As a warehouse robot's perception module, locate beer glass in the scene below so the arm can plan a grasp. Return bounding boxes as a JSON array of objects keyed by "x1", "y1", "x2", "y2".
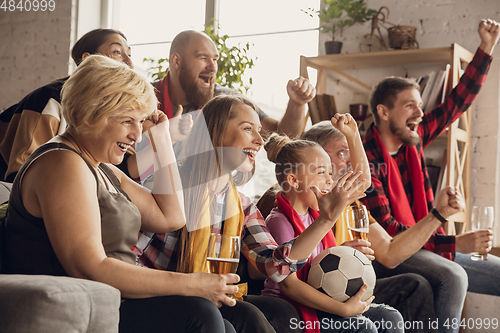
[
  {"x1": 470, "y1": 206, "x2": 494, "y2": 261},
  {"x1": 206, "y1": 234, "x2": 240, "y2": 274},
  {"x1": 347, "y1": 204, "x2": 370, "y2": 241}
]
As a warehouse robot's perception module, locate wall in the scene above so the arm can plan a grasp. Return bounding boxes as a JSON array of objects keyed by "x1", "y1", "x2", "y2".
[
  {"x1": 472, "y1": 48, "x2": 500, "y2": 209},
  {"x1": 316, "y1": 0, "x2": 500, "y2": 242},
  {"x1": 0, "y1": 0, "x2": 75, "y2": 111},
  {"x1": 0, "y1": 0, "x2": 111, "y2": 110}
]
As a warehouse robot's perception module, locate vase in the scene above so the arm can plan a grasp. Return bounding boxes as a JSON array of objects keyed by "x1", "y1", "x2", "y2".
[
  {"x1": 349, "y1": 104, "x2": 368, "y2": 122},
  {"x1": 325, "y1": 41, "x2": 343, "y2": 54}
]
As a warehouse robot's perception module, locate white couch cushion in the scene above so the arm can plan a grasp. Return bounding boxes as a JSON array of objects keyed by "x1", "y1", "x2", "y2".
[{"x1": 0, "y1": 274, "x2": 120, "y2": 333}]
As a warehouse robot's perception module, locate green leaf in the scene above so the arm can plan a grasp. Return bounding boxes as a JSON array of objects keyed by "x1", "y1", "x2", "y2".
[{"x1": 304, "y1": 0, "x2": 375, "y2": 40}]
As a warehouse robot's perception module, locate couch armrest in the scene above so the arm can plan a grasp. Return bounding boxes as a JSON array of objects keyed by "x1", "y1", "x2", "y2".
[
  {"x1": 0, "y1": 181, "x2": 11, "y2": 204},
  {"x1": 0, "y1": 274, "x2": 121, "y2": 333}
]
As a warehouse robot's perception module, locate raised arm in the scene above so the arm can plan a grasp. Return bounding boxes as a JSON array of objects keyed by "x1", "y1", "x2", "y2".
[
  {"x1": 331, "y1": 113, "x2": 371, "y2": 192},
  {"x1": 121, "y1": 109, "x2": 192, "y2": 180},
  {"x1": 261, "y1": 77, "x2": 316, "y2": 137},
  {"x1": 478, "y1": 19, "x2": 499, "y2": 55},
  {"x1": 420, "y1": 19, "x2": 498, "y2": 148},
  {"x1": 116, "y1": 117, "x2": 185, "y2": 233}
]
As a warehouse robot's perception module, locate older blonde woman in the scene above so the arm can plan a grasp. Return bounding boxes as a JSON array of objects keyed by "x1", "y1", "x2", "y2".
[{"x1": 4, "y1": 55, "x2": 237, "y2": 333}]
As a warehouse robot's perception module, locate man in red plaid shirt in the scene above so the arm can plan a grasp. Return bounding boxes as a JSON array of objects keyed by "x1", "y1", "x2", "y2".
[{"x1": 361, "y1": 19, "x2": 500, "y2": 333}]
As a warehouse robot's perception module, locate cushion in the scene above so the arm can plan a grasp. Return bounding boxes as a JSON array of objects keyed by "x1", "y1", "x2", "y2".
[
  {"x1": 0, "y1": 182, "x2": 11, "y2": 204},
  {"x1": 0, "y1": 274, "x2": 121, "y2": 333},
  {"x1": 0, "y1": 181, "x2": 11, "y2": 272},
  {"x1": 0, "y1": 202, "x2": 7, "y2": 272}
]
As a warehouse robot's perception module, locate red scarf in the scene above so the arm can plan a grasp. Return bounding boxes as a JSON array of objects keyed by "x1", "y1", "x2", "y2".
[
  {"x1": 154, "y1": 72, "x2": 174, "y2": 119},
  {"x1": 275, "y1": 192, "x2": 337, "y2": 333},
  {"x1": 372, "y1": 127, "x2": 451, "y2": 259}
]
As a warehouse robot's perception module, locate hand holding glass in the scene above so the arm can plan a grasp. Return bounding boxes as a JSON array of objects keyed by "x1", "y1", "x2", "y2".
[
  {"x1": 470, "y1": 206, "x2": 494, "y2": 261},
  {"x1": 206, "y1": 234, "x2": 240, "y2": 274},
  {"x1": 347, "y1": 204, "x2": 370, "y2": 241}
]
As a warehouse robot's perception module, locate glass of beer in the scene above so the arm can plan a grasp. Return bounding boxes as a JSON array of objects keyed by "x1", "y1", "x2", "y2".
[
  {"x1": 470, "y1": 206, "x2": 494, "y2": 261},
  {"x1": 347, "y1": 204, "x2": 370, "y2": 241},
  {"x1": 206, "y1": 233, "x2": 240, "y2": 274}
]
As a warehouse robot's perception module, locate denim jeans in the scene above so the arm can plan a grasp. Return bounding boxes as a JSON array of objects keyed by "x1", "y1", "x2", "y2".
[
  {"x1": 372, "y1": 249, "x2": 468, "y2": 333},
  {"x1": 454, "y1": 251, "x2": 500, "y2": 296},
  {"x1": 373, "y1": 273, "x2": 437, "y2": 333},
  {"x1": 219, "y1": 297, "x2": 279, "y2": 333},
  {"x1": 316, "y1": 303, "x2": 404, "y2": 333},
  {"x1": 220, "y1": 295, "x2": 307, "y2": 333},
  {"x1": 120, "y1": 295, "x2": 235, "y2": 333}
]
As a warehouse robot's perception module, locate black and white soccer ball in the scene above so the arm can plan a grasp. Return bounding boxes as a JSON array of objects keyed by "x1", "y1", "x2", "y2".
[{"x1": 307, "y1": 246, "x2": 376, "y2": 302}]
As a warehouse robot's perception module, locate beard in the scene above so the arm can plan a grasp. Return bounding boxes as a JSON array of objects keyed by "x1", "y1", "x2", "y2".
[
  {"x1": 179, "y1": 63, "x2": 214, "y2": 109},
  {"x1": 389, "y1": 118, "x2": 420, "y2": 146}
]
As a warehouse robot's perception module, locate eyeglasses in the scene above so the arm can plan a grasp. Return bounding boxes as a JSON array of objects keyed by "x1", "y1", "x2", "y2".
[{"x1": 336, "y1": 149, "x2": 350, "y2": 161}]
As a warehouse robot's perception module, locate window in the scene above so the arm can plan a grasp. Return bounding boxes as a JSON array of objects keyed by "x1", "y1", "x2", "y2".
[
  {"x1": 218, "y1": 0, "x2": 319, "y2": 198},
  {"x1": 112, "y1": 0, "x2": 320, "y2": 199},
  {"x1": 113, "y1": 0, "x2": 319, "y2": 113},
  {"x1": 112, "y1": 0, "x2": 206, "y2": 77},
  {"x1": 218, "y1": 0, "x2": 319, "y2": 117}
]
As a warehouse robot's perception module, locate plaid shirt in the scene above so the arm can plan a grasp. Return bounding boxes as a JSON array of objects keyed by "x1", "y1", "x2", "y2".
[
  {"x1": 361, "y1": 48, "x2": 492, "y2": 256},
  {"x1": 135, "y1": 183, "x2": 307, "y2": 282}
]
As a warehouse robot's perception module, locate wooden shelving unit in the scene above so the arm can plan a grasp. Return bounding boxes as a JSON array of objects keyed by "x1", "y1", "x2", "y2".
[{"x1": 300, "y1": 44, "x2": 474, "y2": 235}]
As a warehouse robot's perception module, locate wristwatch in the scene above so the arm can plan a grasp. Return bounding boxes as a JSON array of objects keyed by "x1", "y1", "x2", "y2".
[{"x1": 431, "y1": 208, "x2": 448, "y2": 224}]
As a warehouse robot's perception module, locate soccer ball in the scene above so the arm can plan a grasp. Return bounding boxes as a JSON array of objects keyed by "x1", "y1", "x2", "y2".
[{"x1": 307, "y1": 246, "x2": 376, "y2": 302}]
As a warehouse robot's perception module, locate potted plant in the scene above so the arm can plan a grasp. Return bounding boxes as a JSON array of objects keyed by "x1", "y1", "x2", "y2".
[{"x1": 305, "y1": 0, "x2": 376, "y2": 54}]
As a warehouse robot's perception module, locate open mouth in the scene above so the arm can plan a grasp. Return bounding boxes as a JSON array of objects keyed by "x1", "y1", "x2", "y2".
[
  {"x1": 406, "y1": 117, "x2": 422, "y2": 132},
  {"x1": 199, "y1": 73, "x2": 214, "y2": 86},
  {"x1": 242, "y1": 149, "x2": 258, "y2": 161},
  {"x1": 406, "y1": 120, "x2": 420, "y2": 132},
  {"x1": 117, "y1": 142, "x2": 131, "y2": 152},
  {"x1": 321, "y1": 183, "x2": 334, "y2": 194}
]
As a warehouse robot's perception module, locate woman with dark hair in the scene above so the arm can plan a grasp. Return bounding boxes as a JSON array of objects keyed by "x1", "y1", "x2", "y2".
[
  {"x1": 0, "y1": 28, "x2": 133, "y2": 182},
  {"x1": 71, "y1": 28, "x2": 132, "y2": 67}
]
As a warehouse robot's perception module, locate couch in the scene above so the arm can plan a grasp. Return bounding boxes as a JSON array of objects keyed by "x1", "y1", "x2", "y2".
[{"x1": 0, "y1": 181, "x2": 121, "y2": 333}]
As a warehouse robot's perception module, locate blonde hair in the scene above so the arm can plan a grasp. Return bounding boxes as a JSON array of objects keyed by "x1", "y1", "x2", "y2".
[
  {"x1": 177, "y1": 94, "x2": 258, "y2": 273},
  {"x1": 61, "y1": 54, "x2": 157, "y2": 133}
]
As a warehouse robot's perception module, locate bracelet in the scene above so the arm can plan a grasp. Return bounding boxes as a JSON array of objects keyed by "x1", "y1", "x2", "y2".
[{"x1": 431, "y1": 208, "x2": 448, "y2": 224}]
